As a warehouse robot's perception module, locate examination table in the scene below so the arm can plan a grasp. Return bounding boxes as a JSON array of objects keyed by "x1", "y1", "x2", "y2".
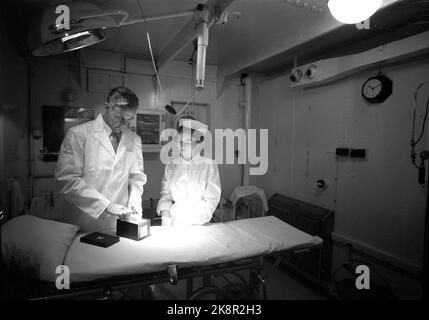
[{"x1": 1, "y1": 215, "x2": 322, "y2": 300}]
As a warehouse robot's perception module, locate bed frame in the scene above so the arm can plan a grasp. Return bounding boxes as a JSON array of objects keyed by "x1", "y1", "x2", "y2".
[
  {"x1": 1, "y1": 247, "x2": 322, "y2": 300},
  {"x1": 1, "y1": 176, "x2": 323, "y2": 300}
]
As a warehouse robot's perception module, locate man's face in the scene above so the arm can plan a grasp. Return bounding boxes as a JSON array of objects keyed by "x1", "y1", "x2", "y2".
[{"x1": 105, "y1": 102, "x2": 136, "y2": 133}]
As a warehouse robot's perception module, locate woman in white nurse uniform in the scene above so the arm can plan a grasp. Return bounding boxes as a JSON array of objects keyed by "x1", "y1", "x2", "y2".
[{"x1": 156, "y1": 119, "x2": 221, "y2": 226}]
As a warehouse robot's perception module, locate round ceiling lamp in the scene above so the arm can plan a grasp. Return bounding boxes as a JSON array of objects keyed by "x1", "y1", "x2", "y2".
[
  {"x1": 28, "y1": 2, "x2": 119, "y2": 56},
  {"x1": 327, "y1": 0, "x2": 383, "y2": 24}
]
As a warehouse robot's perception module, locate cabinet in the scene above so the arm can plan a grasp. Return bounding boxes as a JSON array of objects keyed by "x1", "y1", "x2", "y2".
[
  {"x1": 88, "y1": 69, "x2": 125, "y2": 94},
  {"x1": 125, "y1": 75, "x2": 156, "y2": 109},
  {"x1": 131, "y1": 109, "x2": 165, "y2": 153},
  {"x1": 268, "y1": 193, "x2": 334, "y2": 281}
]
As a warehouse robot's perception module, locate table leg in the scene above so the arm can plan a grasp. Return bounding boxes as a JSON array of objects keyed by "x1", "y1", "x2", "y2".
[{"x1": 186, "y1": 278, "x2": 193, "y2": 298}]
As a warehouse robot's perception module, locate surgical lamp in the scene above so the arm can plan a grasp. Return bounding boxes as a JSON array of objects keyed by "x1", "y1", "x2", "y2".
[
  {"x1": 28, "y1": 1, "x2": 195, "y2": 56},
  {"x1": 327, "y1": 0, "x2": 382, "y2": 24},
  {"x1": 28, "y1": 2, "x2": 119, "y2": 56}
]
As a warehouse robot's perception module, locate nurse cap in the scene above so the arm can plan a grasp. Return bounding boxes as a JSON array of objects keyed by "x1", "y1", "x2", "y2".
[{"x1": 179, "y1": 118, "x2": 208, "y2": 133}]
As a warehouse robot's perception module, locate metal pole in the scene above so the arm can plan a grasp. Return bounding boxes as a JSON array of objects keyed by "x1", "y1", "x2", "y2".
[{"x1": 243, "y1": 75, "x2": 252, "y2": 186}]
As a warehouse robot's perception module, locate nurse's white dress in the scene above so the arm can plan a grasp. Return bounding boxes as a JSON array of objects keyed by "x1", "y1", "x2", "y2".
[{"x1": 156, "y1": 154, "x2": 221, "y2": 226}]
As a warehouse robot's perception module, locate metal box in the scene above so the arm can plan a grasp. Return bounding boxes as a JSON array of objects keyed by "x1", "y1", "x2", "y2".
[{"x1": 116, "y1": 216, "x2": 150, "y2": 241}]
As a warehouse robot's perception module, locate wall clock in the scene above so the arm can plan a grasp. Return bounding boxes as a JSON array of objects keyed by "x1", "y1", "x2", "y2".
[{"x1": 362, "y1": 74, "x2": 393, "y2": 103}]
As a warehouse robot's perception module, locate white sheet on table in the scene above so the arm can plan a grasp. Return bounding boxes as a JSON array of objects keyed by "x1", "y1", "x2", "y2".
[{"x1": 64, "y1": 216, "x2": 322, "y2": 283}]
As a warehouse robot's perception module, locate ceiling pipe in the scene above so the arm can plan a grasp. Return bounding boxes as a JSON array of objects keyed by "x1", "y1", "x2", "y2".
[{"x1": 241, "y1": 73, "x2": 252, "y2": 187}]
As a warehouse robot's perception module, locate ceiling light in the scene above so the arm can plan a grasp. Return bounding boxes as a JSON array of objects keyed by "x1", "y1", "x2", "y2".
[
  {"x1": 28, "y1": 2, "x2": 119, "y2": 56},
  {"x1": 327, "y1": 0, "x2": 382, "y2": 24}
]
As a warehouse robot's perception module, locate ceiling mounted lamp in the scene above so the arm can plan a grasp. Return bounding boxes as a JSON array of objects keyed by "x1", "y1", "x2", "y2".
[
  {"x1": 28, "y1": 1, "x2": 197, "y2": 57},
  {"x1": 327, "y1": 0, "x2": 383, "y2": 24},
  {"x1": 28, "y1": 2, "x2": 123, "y2": 56}
]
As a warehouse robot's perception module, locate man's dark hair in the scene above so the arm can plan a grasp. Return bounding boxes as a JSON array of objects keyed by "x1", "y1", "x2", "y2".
[{"x1": 106, "y1": 87, "x2": 139, "y2": 109}]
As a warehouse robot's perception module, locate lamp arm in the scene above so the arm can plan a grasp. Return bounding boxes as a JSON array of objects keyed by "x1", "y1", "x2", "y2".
[
  {"x1": 121, "y1": 10, "x2": 196, "y2": 26},
  {"x1": 78, "y1": 9, "x2": 196, "y2": 26},
  {"x1": 79, "y1": 9, "x2": 129, "y2": 25}
]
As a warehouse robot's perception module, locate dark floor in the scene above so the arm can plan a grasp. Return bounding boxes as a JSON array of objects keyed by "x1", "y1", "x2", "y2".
[{"x1": 117, "y1": 259, "x2": 328, "y2": 300}]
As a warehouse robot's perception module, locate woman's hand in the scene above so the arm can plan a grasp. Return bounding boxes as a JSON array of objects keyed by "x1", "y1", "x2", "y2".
[
  {"x1": 161, "y1": 209, "x2": 172, "y2": 226},
  {"x1": 160, "y1": 209, "x2": 171, "y2": 218}
]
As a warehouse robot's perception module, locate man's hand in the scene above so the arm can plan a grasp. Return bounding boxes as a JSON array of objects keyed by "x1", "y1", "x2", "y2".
[
  {"x1": 128, "y1": 205, "x2": 140, "y2": 215},
  {"x1": 106, "y1": 203, "x2": 132, "y2": 219}
]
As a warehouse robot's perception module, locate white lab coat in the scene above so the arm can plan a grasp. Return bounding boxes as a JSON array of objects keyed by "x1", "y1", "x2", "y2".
[
  {"x1": 55, "y1": 114, "x2": 147, "y2": 234},
  {"x1": 156, "y1": 154, "x2": 221, "y2": 226}
]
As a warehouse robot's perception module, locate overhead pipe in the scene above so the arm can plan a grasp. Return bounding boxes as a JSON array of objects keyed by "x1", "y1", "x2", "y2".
[{"x1": 241, "y1": 73, "x2": 252, "y2": 186}]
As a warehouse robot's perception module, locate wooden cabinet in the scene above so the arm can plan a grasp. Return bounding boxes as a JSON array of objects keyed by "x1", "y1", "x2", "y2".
[
  {"x1": 125, "y1": 75, "x2": 156, "y2": 110},
  {"x1": 88, "y1": 69, "x2": 125, "y2": 94}
]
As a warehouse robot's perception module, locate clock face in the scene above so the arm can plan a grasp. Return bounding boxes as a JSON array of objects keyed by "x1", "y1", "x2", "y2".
[
  {"x1": 362, "y1": 78, "x2": 383, "y2": 99},
  {"x1": 362, "y1": 75, "x2": 393, "y2": 103}
]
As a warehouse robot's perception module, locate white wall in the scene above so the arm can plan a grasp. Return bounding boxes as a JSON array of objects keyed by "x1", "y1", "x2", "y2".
[
  {"x1": 27, "y1": 48, "x2": 244, "y2": 204},
  {"x1": 253, "y1": 58, "x2": 429, "y2": 283}
]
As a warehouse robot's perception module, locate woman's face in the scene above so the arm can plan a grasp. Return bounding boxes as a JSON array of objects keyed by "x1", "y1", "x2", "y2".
[{"x1": 178, "y1": 133, "x2": 198, "y2": 160}]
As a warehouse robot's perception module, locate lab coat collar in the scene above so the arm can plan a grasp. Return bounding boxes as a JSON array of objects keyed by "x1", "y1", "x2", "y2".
[
  {"x1": 102, "y1": 116, "x2": 112, "y2": 136},
  {"x1": 94, "y1": 113, "x2": 106, "y2": 132},
  {"x1": 94, "y1": 114, "x2": 115, "y2": 156}
]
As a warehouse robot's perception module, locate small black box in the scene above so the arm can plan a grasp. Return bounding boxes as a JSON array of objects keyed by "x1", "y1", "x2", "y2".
[
  {"x1": 80, "y1": 232, "x2": 120, "y2": 248},
  {"x1": 117, "y1": 217, "x2": 150, "y2": 241},
  {"x1": 350, "y1": 149, "x2": 366, "y2": 158},
  {"x1": 336, "y1": 148, "x2": 350, "y2": 157}
]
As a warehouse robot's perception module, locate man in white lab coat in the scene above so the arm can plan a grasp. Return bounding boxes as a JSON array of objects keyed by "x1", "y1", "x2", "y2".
[
  {"x1": 157, "y1": 119, "x2": 221, "y2": 226},
  {"x1": 55, "y1": 87, "x2": 147, "y2": 234}
]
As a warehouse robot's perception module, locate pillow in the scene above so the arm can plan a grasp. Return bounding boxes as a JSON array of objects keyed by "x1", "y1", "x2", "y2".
[{"x1": 1, "y1": 215, "x2": 79, "y2": 282}]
